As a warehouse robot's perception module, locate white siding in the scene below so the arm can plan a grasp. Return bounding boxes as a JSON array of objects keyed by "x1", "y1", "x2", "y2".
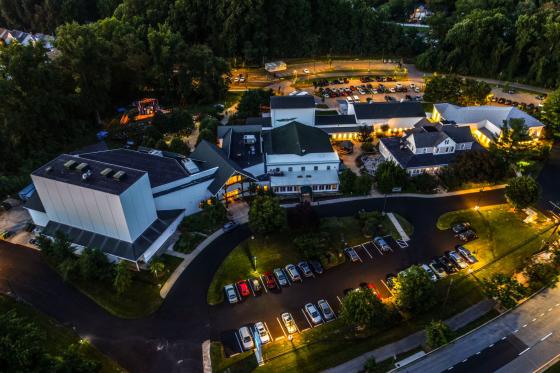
[
  {"x1": 243, "y1": 162, "x2": 265, "y2": 177},
  {"x1": 27, "y1": 209, "x2": 49, "y2": 227},
  {"x1": 119, "y1": 174, "x2": 158, "y2": 241},
  {"x1": 154, "y1": 180, "x2": 213, "y2": 216},
  {"x1": 140, "y1": 211, "x2": 184, "y2": 263},
  {"x1": 271, "y1": 107, "x2": 315, "y2": 127}
]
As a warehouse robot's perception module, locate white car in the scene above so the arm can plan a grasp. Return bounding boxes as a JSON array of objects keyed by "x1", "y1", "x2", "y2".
[
  {"x1": 238, "y1": 326, "x2": 254, "y2": 350},
  {"x1": 410, "y1": 83, "x2": 416, "y2": 88},
  {"x1": 448, "y1": 251, "x2": 468, "y2": 269},
  {"x1": 353, "y1": 95, "x2": 360, "y2": 101},
  {"x1": 414, "y1": 87, "x2": 420, "y2": 93},
  {"x1": 305, "y1": 303, "x2": 323, "y2": 324},
  {"x1": 224, "y1": 284, "x2": 238, "y2": 304},
  {"x1": 303, "y1": 68, "x2": 310, "y2": 74},
  {"x1": 396, "y1": 83, "x2": 403, "y2": 89},
  {"x1": 285, "y1": 264, "x2": 301, "y2": 282},
  {"x1": 239, "y1": 76, "x2": 245, "y2": 83},
  {"x1": 390, "y1": 87, "x2": 396, "y2": 93},
  {"x1": 421, "y1": 264, "x2": 438, "y2": 282},
  {"x1": 281, "y1": 312, "x2": 298, "y2": 334},
  {"x1": 429, "y1": 260, "x2": 447, "y2": 278},
  {"x1": 254, "y1": 322, "x2": 270, "y2": 344}
]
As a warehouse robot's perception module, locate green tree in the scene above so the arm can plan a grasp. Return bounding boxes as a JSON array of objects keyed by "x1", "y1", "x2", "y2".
[
  {"x1": 393, "y1": 265, "x2": 436, "y2": 313},
  {"x1": 293, "y1": 232, "x2": 330, "y2": 259},
  {"x1": 357, "y1": 125, "x2": 373, "y2": 143},
  {"x1": 340, "y1": 287, "x2": 392, "y2": 331},
  {"x1": 460, "y1": 78, "x2": 491, "y2": 106},
  {"x1": 150, "y1": 259, "x2": 166, "y2": 280},
  {"x1": 113, "y1": 261, "x2": 133, "y2": 295},
  {"x1": 423, "y1": 75, "x2": 462, "y2": 104},
  {"x1": 483, "y1": 273, "x2": 526, "y2": 309},
  {"x1": 425, "y1": 320, "x2": 453, "y2": 349},
  {"x1": 492, "y1": 118, "x2": 533, "y2": 165},
  {"x1": 505, "y1": 176, "x2": 540, "y2": 209},
  {"x1": 353, "y1": 174, "x2": 373, "y2": 195},
  {"x1": 375, "y1": 161, "x2": 408, "y2": 194},
  {"x1": 524, "y1": 262, "x2": 559, "y2": 292},
  {"x1": 542, "y1": 87, "x2": 560, "y2": 138},
  {"x1": 235, "y1": 90, "x2": 274, "y2": 119},
  {"x1": 197, "y1": 129, "x2": 216, "y2": 145},
  {"x1": 0, "y1": 310, "x2": 46, "y2": 371},
  {"x1": 77, "y1": 247, "x2": 112, "y2": 281},
  {"x1": 248, "y1": 194, "x2": 286, "y2": 235},
  {"x1": 168, "y1": 137, "x2": 191, "y2": 155},
  {"x1": 287, "y1": 202, "x2": 320, "y2": 232},
  {"x1": 339, "y1": 169, "x2": 357, "y2": 195}
]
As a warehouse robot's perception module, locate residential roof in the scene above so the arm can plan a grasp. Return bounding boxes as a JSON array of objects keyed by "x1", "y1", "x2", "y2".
[
  {"x1": 408, "y1": 131, "x2": 449, "y2": 148},
  {"x1": 434, "y1": 103, "x2": 543, "y2": 128},
  {"x1": 216, "y1": 125, "x2": 264, "y2": 169},
  {"x1": 190, "y1": 140, "x2": 254, "y2": 195},
  {"x1": 79, "y1": 149, "x2": 189, "y2": 188},
  {"x1": 318, "y1": 126, "x2": 361, "y2": 134},
  {"x1": 315, "y1": 115, "x2": 357, "y2": 126},
  {"x1": 265, "y1": 121, "x2": 334, "y2": 155},
  {"x1": 32, "y1": 154, "x2": 146, "y2": 195},
  {"x1": 354, "y1": 102, "x2": 425, "y2": 120},
  {"x1": 270, "y1": 95, "x2": 316, "y2": 109},
  {"x1": 381, "y1": 137, "x2": 484, "y2": 168},
  {"x1": 42, "y1": 209, "x2": 183, "y2": 261},
  {"x1": 441, "y1": 125, "x2": 475, "y2": 143},
  {"x1": 245, "y1": 116, "x2": 272, "y2": 127}
]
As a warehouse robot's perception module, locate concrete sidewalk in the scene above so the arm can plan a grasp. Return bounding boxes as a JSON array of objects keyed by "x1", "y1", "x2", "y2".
[
  {"x1": 323, "y1": 300, "x2": 495, "y2": 373},
  {"x1": 387, "y1": 212, "x2": 410, "y2": 241}
]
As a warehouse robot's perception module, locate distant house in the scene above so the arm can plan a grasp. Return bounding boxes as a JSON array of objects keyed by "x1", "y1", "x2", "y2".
[
  {"x1": 379, "y1": 123, "x2": 481, "y2": 175},
  {"x1": 433, "y1": 104, "x2": 544, "y2": 145},
  {"x1": 409, "y1": 5, "x2": 432, "y2": 23},
  {"x1": 0, "y1": 27, "x2": 55, "y2": 49}
]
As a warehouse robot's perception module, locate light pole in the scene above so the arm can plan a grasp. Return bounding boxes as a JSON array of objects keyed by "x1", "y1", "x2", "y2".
[{"x1": 253, "y1": 256, "x2": 257, "y2": 270}]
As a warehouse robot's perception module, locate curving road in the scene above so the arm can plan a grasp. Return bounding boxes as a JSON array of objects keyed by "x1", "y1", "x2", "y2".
[{"x1": 0, "y1": 146, "x2": 557, "y2": 373}]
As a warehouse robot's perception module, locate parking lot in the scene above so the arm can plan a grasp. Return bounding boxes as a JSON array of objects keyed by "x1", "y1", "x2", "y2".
[{"x1": 210, "y1": 235, "x2": 416, "y2": 357}]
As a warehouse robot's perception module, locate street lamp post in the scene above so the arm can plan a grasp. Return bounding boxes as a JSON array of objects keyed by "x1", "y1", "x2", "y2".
[{"x1": 253, "y1": 256, "x2": 257, "y2": 270}]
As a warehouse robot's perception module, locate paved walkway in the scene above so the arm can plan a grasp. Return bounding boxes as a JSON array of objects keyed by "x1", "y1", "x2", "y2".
[
  {"x1": 323, "y1": 300, "x2": 495, "y2": 373},
  {"x1": 387, "y1": 212, "x2": 410, "y2": 241}
]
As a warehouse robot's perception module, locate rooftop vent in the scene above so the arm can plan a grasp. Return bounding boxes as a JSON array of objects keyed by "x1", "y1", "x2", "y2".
[
  {"x1": 243, "y1": 134, "x2": 257, "y2": 145},
  {"x1": 100, "y1": 168, "x2": 113, "y2": 177},
  {"x1": 113, "y1": 170, "x2": 126, "y2": 181},
  {"x1": 45, "y1": 166, "x2": 53, "y2": 173},
  {"x1": 81, "y1": 170, "x2": 92, "y2": 181},
  {"x1": 64, "y1": 160, "x2": 77, "y2": 169},
  {"x1": 75, "y1": 162, "x2": 89, "y2": 172},
  {"x1": 182, "y1": 158, "x2": 200, "y2": 174}
]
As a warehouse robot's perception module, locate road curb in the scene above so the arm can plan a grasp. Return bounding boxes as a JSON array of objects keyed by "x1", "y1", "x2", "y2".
[{"x1": 202, "y1": 340, "x2": 212, "y2": 373}]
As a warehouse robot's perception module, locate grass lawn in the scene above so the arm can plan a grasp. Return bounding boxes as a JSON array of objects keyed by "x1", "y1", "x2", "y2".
[
  {"x1": 176, "y1": 209, "x2": 229, "y2": 254},
  {"x1": 0, "y1": 295, "x2": 124, "y2": 372},
  {"x1": 436, "y1": 204, "x2": 554, "y2": 279},
  {"x1": 67, "y1": 254, "x2": 183, "y2": 319}
]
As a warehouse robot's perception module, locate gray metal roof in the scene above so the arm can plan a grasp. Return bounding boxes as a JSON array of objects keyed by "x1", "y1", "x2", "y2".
[
  {"x1": 434, "y1": 103, "x2": 543, "y2": 128},
  {"x1": 32, "y1": 154, "x2": 146, "y2": 195},
  {"x1": 24, "y1": 191, "x2": 45, "y2": 213},
  {"x1": 441, "y1": 125, "x2": 475, "y2": 144},
  {"x1": 80, "y1": 149, "x2": 189, "y2": 188},
  {"x1": 190, "y1": 140, "x2": 255, "y2": 195},
  {"x1": 408, "y1": 131, "x2": 449, "y2": 148},
  {"x1": 315, "y1": 115, "x2": 357, "y2": 126},
  {"x1": 354, "y1": 102, "x2": 425, "y2": 120},
  {"x1": 270, "y1": 95, "x2": 315, "y2": 109},
  {"x1": 42, "y1": 210, "x2": 183, "y2": 262}
]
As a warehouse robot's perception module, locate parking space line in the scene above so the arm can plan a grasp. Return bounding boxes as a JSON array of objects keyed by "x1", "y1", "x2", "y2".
[
  {"x1": 301, "y1": 309, "x2": 313, "y2": 329},
  {"x1": 336, "y1": 295, "x2": 343, "y2": 305},
  {"x1": 381, "y1": 279, "x2": 394, "y2": 296},
  {"x1": 249, "y1": 280, "x2": 256, "y2": 297},
  {"x1": 234, "y1": 332, "x2": 243, "y2": 352},
  {"x1": 361, "y1": 244, "x2": 373, "y2": 259},
  {"x1": 372, "y1": 241, "x2": 384, "y2": 256},
  {"x1": 260, "y1": 276, "x2": 268, "y2": 293},
  {"x1": 276, "y1": 317, "x2": 287, "y2": 338},
  {"x1": 264, "y1": 321, "x2": 273, "y2": 341},
  {"x1": 353, "y1": 247, "x2": 363, "y2": 263}
]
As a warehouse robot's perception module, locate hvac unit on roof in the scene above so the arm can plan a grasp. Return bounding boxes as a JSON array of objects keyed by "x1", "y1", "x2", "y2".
[
  {"x1": 75, "y1": 162, "x2": 89, "y2": 172},
  {"x1": 100, "y1": 168, "x2": 113, "y2": 177},
  {"x1": 81, "y1": 170, "x2": 92, "y2": 181},
  {"x1": 182, "y1": 158, "x2": 200, "y2": 174},
  {"x1": 113, "y1": 170, "x2": 126, "y2": 181},
  {"x1": 64, "y1": 160, "x2": 77, "y2": 169},
  {"x1": 243, "y1": 134, "x2": 257, "y2": 145}
]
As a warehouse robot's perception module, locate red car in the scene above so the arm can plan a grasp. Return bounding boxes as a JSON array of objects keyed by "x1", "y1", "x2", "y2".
[
  {"x1": 262, "y1": 272, "x2": 277, "y2": 289},
  {"x1": 236, "y1": 280, "x2": 250, "y2": 297}
]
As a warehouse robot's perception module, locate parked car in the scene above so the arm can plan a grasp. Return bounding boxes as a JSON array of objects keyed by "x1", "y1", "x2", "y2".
[
  {"x1": 447, "y1": 250, "x2": 468, "y2": 269},
  {"x1": 421, "y1": 264, "x2": 438, "y2": 282},
  {"x1": 281, "y1": 312, "x2": 298, "y2": 334},
  {"x1": 262, "y1": 272, "x2": 277, "y2": 289},
  {"x1": 28, "y1": 238, "x2": 39, "y2": 246},
  {"x1": 438, "y1": 256, "x2": 457, "y2": 274},
  {"x1": 451, "y1": 222, "x2": 470, "y2": 234},
  {"x1": 303, "y1": 68, "x2": 310, "y2": 74},
  {"x1": 457, "y1": 229, "x2": 478, "y2": 242},
  {"x1": 236, "y1": 280, "x2": 251, "y2": 297},
  {"x1": 344, "y1": 247, "x2": 360, "y2": 262},
  {"x1": 224, "y1": 284, "x2": 238, "y2": 304},
  {"x1": 254, "y1": 322, "x2": 270, "y2": 344},
  {"x1": 305, "y1": 303, "x2": 323, "y2": 324},
  {"x1": 309, "y1": 259, "x2": 324, "y2": 274},
  {"x1": 273, "y1": 268, "x2": 289, "y2": 286},
  {"x1": 386, "y1": 273, "x2": 396, "y2": 288},
  {"x1": 361, "y1": 282, "x2": 382, "y2": 300},
  {"x1": 373, "y1": 236, "x2": 391, "y2": 253},
  {"x1": 222, "y1": 221, "x2": 238, "y2": 232},
  {"x1": 428, "y1": 260, "x2": 447, "y2": 278},
  {"x1": 285, "y1": 264, "x2": 301, "y2": 282},
  {"x1": 456, "y1": 245, "x2": 478, "y2": 263},
  {"x1": 249, "y1": 277, "x2": 262, "y2": 293},
  {"x1": 238, "y1": 326, "x2": 254, "y2": 350},
  {"x1": 317, "y1": 299, "x2": 335, "y2": 321},
  {"x1": 298, "y1": 261, "x2": 313, "y2": 277}
]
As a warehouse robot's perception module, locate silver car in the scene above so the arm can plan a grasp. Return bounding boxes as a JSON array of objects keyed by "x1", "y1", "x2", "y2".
[
  {"x1": 238, "y1": 326, "x2": 254, "y2": 350},
  {"x1": 374, "y1": 237, "x2": 391, "y2": 252},
  {"x1": 317, "y1": 299, "x2": 334, "y2": 321},
  {"x1": 224, "y1": 284, "x2": 238, "y2": 304},
  {"x1": 273, "y1": 268, "x2": 288, "y2": 286},
  {"x1": 285, "y1": 264, "x2": 301, "y2": 282},
  {"x1": 448, "y1": 251, "x2": 468, "y2": 269},
  {"x1": 305, "y1": 303, "x2": 323, "y2": 324}
]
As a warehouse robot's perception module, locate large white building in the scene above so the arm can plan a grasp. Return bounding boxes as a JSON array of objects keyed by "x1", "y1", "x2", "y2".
[{"x1": 433, "y1": 103, "x2": 544, "y2": 145}]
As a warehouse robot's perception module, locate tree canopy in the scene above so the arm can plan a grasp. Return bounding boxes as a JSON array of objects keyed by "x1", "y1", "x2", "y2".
[
  {"x1": 393, "y1": 265, "x2": 436, "y2": 313},
  {"x1": 248, "y1": 193, "x2": 286, "y2": 235},
  {"x1": 505, "y1": 176, "x2": 540, "y2": 210}
]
